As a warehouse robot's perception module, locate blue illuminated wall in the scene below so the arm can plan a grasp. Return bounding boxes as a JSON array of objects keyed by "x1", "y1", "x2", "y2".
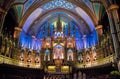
[
  {"x1": 19, "y1": 0, "x2": 99, "y2": 51},
  {"x1": 19, "y1": 20, "x2": 98, "y2": 51},
  {"x1": 19, "y1": 31, "x2": 42, "y2": 50}
]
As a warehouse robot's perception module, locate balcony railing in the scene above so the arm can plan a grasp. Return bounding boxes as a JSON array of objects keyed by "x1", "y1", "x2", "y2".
[
  {"x1": 0, "y1": 54, "x2": 41, "y2": 69},
  {"x1": 0, "y1": 54, "x2": 115, "y2": 69},
  {"x1": 75, "y1": 54, "x2": 114, "y2": 68}
]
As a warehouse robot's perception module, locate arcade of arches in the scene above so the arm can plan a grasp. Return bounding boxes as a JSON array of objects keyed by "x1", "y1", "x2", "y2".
[{"x1": 0, "y1": 0, "x2": 120, "y2": 79}]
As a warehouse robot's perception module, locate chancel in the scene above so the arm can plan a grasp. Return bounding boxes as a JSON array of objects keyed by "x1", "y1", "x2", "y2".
[{"x1": 0, "y1": 0, "x2": 120, "y2": 79}]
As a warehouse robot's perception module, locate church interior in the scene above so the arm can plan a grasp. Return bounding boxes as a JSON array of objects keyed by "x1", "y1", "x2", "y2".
[{"x1": 0, "y1": 0, "x2": 120, "y2": 79}]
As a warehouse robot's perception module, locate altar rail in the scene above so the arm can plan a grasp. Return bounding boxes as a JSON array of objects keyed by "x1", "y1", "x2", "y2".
[{"x1": 75, "y1": 54, "x2": 114, "y2": 68}]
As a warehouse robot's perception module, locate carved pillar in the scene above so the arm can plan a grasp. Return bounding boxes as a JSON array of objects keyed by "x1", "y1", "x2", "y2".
[
  {"x1": 107, "y1": 5, "x2": 120, "y2": 41},
  {"x1": 106, "y1": 4, "x2": 120, "y2": 72},
  {"x1": 96, "y1": 25, "x2": 103, "y2": 36}
]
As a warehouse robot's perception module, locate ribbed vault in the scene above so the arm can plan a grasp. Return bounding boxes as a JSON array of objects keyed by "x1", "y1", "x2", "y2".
[{"x1": 27, "y1": 8, "x2": 91, "y2": 36}]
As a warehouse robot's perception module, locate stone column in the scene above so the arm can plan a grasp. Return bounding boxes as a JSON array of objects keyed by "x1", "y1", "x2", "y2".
[{"x1": 106, "y1": 4, "x2": 120, "y2": 71}]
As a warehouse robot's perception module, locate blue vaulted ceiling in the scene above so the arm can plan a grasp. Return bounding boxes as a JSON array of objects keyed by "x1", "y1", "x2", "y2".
[
  {"x1": 13, "y1": 0, "x2": 101, "y2": 50},
  {"x1": 13, "y1": 0, "x2": 105, "y2": 24}
]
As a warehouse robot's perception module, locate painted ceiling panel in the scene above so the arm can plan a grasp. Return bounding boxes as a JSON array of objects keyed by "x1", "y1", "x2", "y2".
[
  {"x1": 99, "y1": 5, "x2": 105, "y2": 21},
  {"x1": 93, "y1": 3, "x2": 100, "y2": 21},
  {"x1": 75, "y1": 7, "x2": 95, "y2": 32},
  {"x1": 41, "y1": 0, "x2": 76, "y2": 11},
  {"x1": 15, "y1": 4, "x2": 24, "y2": 22},
  {"x1": 23, "y1": 0, "x2": 35, "y2": 15},
  {"x1": 23, "y1": 8, "x2": 43, "y2": 33},
  {"x1": 47, "y1": 12, "x2": 71, "y2": 24},
  {"x1": 83, "y1": 0, "x2": 94, "y2": 12}
]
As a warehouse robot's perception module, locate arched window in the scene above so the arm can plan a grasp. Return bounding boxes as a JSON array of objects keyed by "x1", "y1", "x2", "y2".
[
  {"x1": 67, "y1": 49, "x2": 73, "y2": 61},
  {"x1": 20, "y1": 47, "x2": 25, "y2": 61},
  {"x1": 78, "y1": 53, "x2": 83, "y2": 63},
  {"x1": 92, "y1": 47, "x2": 97, "y2": 61},
  {"x1": 44, "y1": 49, "x2": 50, "y2": 61},
  {"x1": 86, "y1": 49, "x2": 90, "y2": 63},
  {"x1": 35, "y1": 50, "x2": 40, "y2": 63}
]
